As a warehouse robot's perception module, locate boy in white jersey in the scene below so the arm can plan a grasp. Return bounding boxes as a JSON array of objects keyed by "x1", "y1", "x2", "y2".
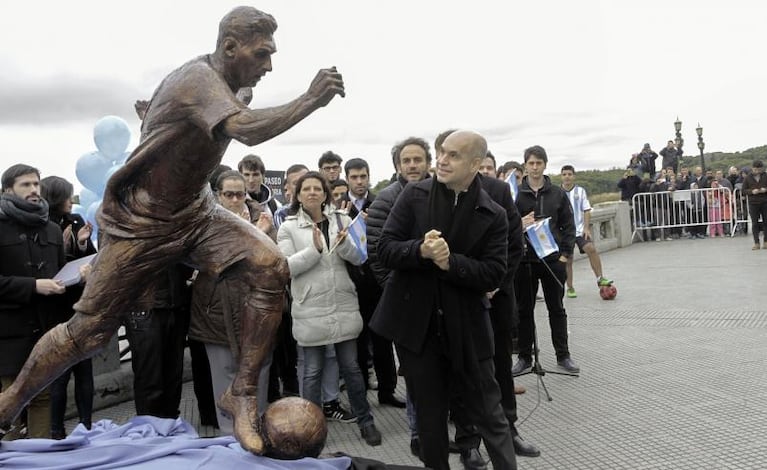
[{"x1": 560, "y1": 165, "x2": 612, "y2": 298}]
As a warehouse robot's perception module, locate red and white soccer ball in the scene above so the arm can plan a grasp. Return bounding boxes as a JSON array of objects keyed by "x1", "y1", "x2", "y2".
[{"x1": 599, "y1": 285, "x2": 617, "y2": 300}]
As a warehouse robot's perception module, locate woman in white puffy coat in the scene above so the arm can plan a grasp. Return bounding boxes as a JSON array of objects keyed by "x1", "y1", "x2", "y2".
[{"x1": 276, "y1": 171, "x2": 381, "y2": 446}]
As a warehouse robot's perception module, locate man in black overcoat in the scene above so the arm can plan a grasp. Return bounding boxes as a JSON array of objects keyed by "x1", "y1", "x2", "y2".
[{"x1": 370, "y1": 130, "x2": 517, "y2": 470}]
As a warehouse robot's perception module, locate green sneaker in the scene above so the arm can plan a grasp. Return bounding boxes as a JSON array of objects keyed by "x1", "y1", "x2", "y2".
[
  {"x1": 566, "y1": 287, "x2": 577, "y2": 298},
  {"x1": 597, "y1": 277, "x2": 613, "y2": 287}
]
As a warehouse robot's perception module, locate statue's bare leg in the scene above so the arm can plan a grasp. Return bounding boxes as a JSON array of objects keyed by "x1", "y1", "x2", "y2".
[
  {"x1": 216, "y1": 254, "x2": 288, "y2": 454},
  {"x1": 0, "y1": 312, "x2": 119, "y2": 434}
]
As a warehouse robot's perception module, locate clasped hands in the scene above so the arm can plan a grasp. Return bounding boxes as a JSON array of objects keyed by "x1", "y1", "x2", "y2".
[{"x1": 421, "y1": 229, "x2": 450, "y2": 271}]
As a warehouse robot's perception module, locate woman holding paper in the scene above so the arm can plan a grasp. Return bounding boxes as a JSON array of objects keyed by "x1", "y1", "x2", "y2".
[
  {"x1": 40, "y1": 176, "x2": 96, "y2": 439},
  {"x1": 276, "y1": 171, "x2": 382, "y2": 446}
]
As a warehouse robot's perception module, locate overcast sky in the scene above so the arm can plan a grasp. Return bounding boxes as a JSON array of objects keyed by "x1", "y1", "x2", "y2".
[{"x1": 1, "y1": 1, "x2": 765, "y2": 192}]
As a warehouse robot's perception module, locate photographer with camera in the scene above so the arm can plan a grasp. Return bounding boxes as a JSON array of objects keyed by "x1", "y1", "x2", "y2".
[{"x1": 618, "y1": 167, "x2": 642, "y2": 203}]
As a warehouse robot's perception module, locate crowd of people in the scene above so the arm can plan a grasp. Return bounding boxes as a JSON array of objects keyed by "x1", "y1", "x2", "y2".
[
  {"x1": 618, "y1": 141, "x2": 767, "y2": 248},
  {"x1": 2, "y1": 127, "x2": 629, "y2": 469}
]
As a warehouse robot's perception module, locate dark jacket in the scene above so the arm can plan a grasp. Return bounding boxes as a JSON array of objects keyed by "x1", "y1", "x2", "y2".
[
  {"x1": 617, "y1": 174, "x2": 642, "y2": 202},
  {"x1": 741, "y1": 172, "x2": 767, "y2": 205},
  {"x1": 248, "y1": 183, "x2": 280, "y2": 216},
  {"x1": 515, "y1": 175, "x2": 575, "y2": 263},
  {"x1": 0, "y1": 218, "x2": 65, "y2": 376},
  {"x1": 343, "y1": 192, "x2": 381, "y2": 316},
  {"x1": 369, "y1": 177, "x2": 507, "y2": 361},
  {"x1": 675, "y1": 175, "x2": 691, "y2": 190},
  {"x1": 366, "y1": 175, "x2": 410, "y2": 286},
  {"x1": 691, "y1": 174, "x2": 709, "y2": 189},
  {"x1": 660, "y1": 146, "x2": 682, "y2": 171},
  {"x1": 188, "y1": 270, "x2": 243, "y2": 355},
  {"x1": 639, "y1": 149, "x2": 659, "y2": 177},
  {"x1": 49, "y1": 213, "x2": 97, "y2": 326},
  {"x1": 478, "y1": 174, "x2": 524, "y2": 286}
]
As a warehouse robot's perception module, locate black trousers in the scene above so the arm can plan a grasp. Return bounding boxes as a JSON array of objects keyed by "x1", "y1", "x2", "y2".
[
  {"x1": 516, "y1": 260, "x2": 570, "y2": 361},
  {"x1": 268, "y1": 307, "x2": 299, "y2": 401},
  {"x1": 749, "y1": 201, "x2": 767, "y2": 243},
  {"x1": 454, "y1": 286, "x2": 519, "y2": 451},
  {"x1": 187, "y1": 338, "x2": 218, "y2": 426},
  {"x1": 124, "y1": 307, "x2": 189, "y2": 418},
  {"x1": 50, "y1": 358, "x2": 94, "y2": 434},
  {"x1": 398, "y1": 332, "x2": 517, "y2": 470}
]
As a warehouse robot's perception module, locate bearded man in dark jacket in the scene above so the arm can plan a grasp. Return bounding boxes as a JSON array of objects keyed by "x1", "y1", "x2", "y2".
[{"x1": 0, "y1": 164, "x2": 66, "y2": 439}]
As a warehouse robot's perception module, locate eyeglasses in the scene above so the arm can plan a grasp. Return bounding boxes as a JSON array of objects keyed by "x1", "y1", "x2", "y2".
[
  {"x1": 221, "y1": 191, "x2": 246, "y2": 199},
  {"x1": 321, "y1": 165, "x2": 341, "y2": 172}
]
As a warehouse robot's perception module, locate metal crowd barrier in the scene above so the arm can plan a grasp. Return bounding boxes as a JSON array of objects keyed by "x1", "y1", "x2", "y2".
[
  {"x1": 631, "y1": 187, "x2": 742, "y2": 241},
  {"x1": 731, "y1": 188, "x2": 750, "y2": 235}
]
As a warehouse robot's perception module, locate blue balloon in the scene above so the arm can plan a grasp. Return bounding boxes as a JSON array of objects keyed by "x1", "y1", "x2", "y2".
[
  {"x1": 116, "y1": 150, "x2": 132, "y2": 165},
  {"x1": 78, "y1": 188, "x2": 98, "y2": 210},
  {"x1": 85, "y1": 200, "x2": 102, "y2": 228},
  {"x1": 76, "y1": 150, "x2": 112, "y2": 196},
  {"x1": 93, "y1": 116, "x2": 131, "y2": 161}
]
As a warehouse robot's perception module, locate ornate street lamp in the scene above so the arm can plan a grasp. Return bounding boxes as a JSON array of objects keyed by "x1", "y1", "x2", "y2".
[
  {"x1": 674, "y1": 117, "x2": 684, "y2": 149},
  {"x1": 696, "y1": 123, "x2": 705, "y2": 173}
]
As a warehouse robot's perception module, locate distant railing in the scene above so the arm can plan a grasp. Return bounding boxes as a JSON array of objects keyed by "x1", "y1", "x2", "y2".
[{"x1": 630, "y1": 187, "x2": 743, "y2": 241}]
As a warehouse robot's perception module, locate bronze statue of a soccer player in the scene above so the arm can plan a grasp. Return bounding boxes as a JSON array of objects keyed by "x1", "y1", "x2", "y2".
[{"x1": 0, "y1": 6, "x2": 344, "y2": 454}]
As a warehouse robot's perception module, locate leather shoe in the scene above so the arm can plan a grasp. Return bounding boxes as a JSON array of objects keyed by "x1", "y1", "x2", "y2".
[
  {"x1": 557, "y1": 357, "x2": 580, "y2": 373},
  {"x1": 378, "y1": 393, "x2": 406, "y2": 408},
  {"x1": 511, "y1": 357, "x2": 532, "y2": 376},
  {"x1": 513, "y1": 434, "x2": 541, "y2": 457},
  {"x1": 361, "y1": 423, "x2": 382, "y2": 446},
  {"x1": 459, "y1": 448, "x2": 488, "y2": 470},
  {"x1": 514, "y1": 384, "x2": 526, "y2": 394}
]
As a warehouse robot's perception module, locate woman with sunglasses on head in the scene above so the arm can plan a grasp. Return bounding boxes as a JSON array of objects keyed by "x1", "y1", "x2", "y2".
[{"x1": 187, "y1": 170, "x2": 275, "y2": 435}]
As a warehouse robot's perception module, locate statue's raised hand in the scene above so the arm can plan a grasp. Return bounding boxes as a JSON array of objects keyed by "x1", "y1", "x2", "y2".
[{"x1": 308, "y1": 66, "x2": 345, "y2": 108}]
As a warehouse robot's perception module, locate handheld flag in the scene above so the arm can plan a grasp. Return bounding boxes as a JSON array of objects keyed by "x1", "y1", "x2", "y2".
[
  {"x1": 505, "y1": 169, "x2": 519, "y2": 201},
  {"x1": 525, "y1": 217, "x2": 559, "y2": 259},
  {"x1": 347, "y1": 214, "x2": 368, "y2": 263}
]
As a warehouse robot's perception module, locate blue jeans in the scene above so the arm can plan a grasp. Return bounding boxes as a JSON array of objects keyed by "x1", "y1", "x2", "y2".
[
  {"x1": 303, "y1": 339, "x2": 373, "y2": 428},
  {"x1": 296, "y1": 345, "x2": 340, "y2": 402}
]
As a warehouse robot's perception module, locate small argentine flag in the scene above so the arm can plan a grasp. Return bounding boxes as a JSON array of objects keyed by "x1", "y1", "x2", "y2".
[
  {"x1": 525, "y1": 217, "x2": 559, "y2": 259},
  {"x1": 347, "y1": 213, "x2": 368, "y2": 263},
  {"x1": 505, "y1": 169, "x2": 519, "y2": 201}
]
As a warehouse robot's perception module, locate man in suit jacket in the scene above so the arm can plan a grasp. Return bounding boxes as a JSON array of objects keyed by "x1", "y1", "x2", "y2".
[
  {"x1": 371, "y1": 130, "x2": 517, "y2": 470},
  {"x1": 342, "y1": 158, "x2": 404, "y2": 408}
]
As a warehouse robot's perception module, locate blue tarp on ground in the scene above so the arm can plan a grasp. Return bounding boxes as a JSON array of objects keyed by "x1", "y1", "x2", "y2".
[{"x1": 0, "y1": 416, "x2": 351, "y2": 470}]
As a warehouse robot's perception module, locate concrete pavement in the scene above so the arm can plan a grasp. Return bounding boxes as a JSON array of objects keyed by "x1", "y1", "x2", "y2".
[{"x1": 69, "y1": 234, "x2": 767, "y2": 469}]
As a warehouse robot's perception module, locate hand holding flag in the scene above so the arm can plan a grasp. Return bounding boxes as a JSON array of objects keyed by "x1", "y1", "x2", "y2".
[
  {"x1": 345, "y1": 213, "x2": 368, "y2": 263},
  {"x1": 525, "y1": 217, "x2": 559, "y2": 259}
]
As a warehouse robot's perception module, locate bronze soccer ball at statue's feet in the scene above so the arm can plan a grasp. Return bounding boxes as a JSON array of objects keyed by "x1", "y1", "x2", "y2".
[
  {"x1": 217, "y1": 386, "x2": 265, "y2": 454},
  {"x1": 261, "y1": 397, "x2": 328, "y2": 460}
]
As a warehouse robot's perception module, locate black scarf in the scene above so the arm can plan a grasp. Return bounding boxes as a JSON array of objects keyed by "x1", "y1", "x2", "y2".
[
  {"x1": 0, "y1": 193, "x2": 49, "y2": 227},
  {"x1": 427, "y1": 175, "x2": 482, "y2": 386}
]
